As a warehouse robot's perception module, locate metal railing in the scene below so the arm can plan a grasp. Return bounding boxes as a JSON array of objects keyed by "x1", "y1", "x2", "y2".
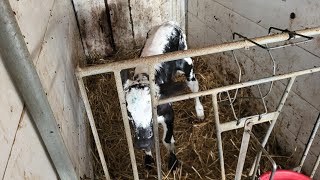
[{"x1": 75, "y1": 26, "x2": 320, "y2": 180}]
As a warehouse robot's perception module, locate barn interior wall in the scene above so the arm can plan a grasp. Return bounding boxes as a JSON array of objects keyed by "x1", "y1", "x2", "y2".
[
  {"x1": 72, "y1": 0, "x2": 186, "y2": 58},
  {"x1": 188, "y1": 0, "x2": 320, "y2": 177},
  {"x1": 0, "y1": 0, "x2": 92, "y2": 179}
]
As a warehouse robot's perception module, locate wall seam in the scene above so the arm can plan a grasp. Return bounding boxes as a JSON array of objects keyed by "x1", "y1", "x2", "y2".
[
  {"x1": 70, "y1": 0, "x2": 87, "y2": 60},
  {"x1": 34, "y1": 0, "x2": 56, "y2": 66},
  {"x1": 127, "y1": 0, "x2": 136, "y2": 48},
  {"x1": 104, "y1": 0, "x2": 116, "y2": 52},
  {"x1": 1, "y1": 105, "x2": 25, "y2": 180}
]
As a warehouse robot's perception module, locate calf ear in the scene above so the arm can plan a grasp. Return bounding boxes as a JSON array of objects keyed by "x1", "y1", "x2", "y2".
[
  {"x1": 159, "y1": 82, "x2": 188, "y2": 99},
  {"x1": 121, "y1": 69, "x2": 130, "y2": 85},
  {"x1": 124, "y1": 79, "x2": 133, "y2": 91}
]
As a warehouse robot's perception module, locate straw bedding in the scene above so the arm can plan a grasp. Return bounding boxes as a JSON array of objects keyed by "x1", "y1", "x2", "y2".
[{"x1": 85, "y1": 49, "x2": 293, "y2": 180}]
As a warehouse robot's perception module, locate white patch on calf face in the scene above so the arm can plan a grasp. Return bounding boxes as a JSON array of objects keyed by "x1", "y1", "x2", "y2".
[{"x1": 126, "y1": 87, "x2": 152, "y2": 128}]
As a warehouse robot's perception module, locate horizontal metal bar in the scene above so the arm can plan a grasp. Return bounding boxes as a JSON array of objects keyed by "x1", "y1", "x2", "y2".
[
  {"x1": 159, "y1": 67, "x2": 320, "y2": 105},
  {"x1": 220, "y1": 112, "x2": 278, "y2": 132},
  {"x1": 76, "y1": 27, "x2": 320, "y2": 78}
]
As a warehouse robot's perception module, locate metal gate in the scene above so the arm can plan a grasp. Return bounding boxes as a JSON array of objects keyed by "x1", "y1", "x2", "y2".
[{"x1": 76, "y1": 27, "x2": 320, "y2": 180}]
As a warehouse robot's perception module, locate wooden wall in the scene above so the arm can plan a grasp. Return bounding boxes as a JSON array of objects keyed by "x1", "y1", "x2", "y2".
[
  {"x1": 188, "y1": 0, "x2": 320, "y2": 178},
  {"x1": 0, "y1": 0, "x2": 92, "y2": 179},
  {"x1": 73, "y1": 0, "x2": 186, "y2": 57}
]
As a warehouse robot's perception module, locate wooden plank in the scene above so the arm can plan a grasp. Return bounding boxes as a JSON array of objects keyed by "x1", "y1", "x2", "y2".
[
  {"x1": 0, "y1": 58, "x2": 24, "y2": 178},
  {"x1": 129, "y1": 0, "x2": 185, "y2": 47},
  {"x1": 106, "y1": 0, "x2": 186, "y2": 49},
  {"x1": 107, "y1": 0, "x2": 135, "y2": 49},
  {"x1": 35, "y1": 0, "x2": 91, "y2": 177},
  {"x1": 9, "y1": 0, "x2": 55, "y2": 63},
  {"x1": 1, "y1": 0, "x2": 55, "y2": 177},
  {"x1": 72, "y1": 0, "x2": 114, "y2": 58},
  {"x1": 3, "y1": 0, "x2": 91, "y2": 178},
  {"x1": 3, "y1": 113, "x2": 58, "y2": 180},
  {"x1": 129, "y1": 0, "x2": 162, "y2": 46}
]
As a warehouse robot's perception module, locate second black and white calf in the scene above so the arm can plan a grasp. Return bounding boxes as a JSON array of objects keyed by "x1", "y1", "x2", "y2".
[{"x1": 124, "y1": 21, "x2": 204, "y2": 170}]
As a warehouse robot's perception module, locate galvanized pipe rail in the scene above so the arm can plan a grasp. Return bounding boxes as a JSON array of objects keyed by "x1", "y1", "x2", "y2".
[
  {"x1": 76, "y1": 27, "x2": 320, "y2": 180},
  {"x1": 77, "y1": 27, "x2": 320, "y2": 78}
]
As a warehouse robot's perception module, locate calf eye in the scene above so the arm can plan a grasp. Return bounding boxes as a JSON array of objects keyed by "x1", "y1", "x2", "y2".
[{"x1": 148, "y1": 130, "x2": 153, "y2": 138}]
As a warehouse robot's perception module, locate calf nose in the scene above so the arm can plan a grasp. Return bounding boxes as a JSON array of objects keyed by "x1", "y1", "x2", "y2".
[
  {"x1": 134, "y1": 127, "x2": 153, "y2": 150},
  {"x1": 135, "y1": 137, "x2": 153, "y2": 150}
]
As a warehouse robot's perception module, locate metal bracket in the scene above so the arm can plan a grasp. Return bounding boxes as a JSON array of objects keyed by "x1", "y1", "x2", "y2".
[
  {"x1": 247, "y1": 129, "x2": 277, "y2": 180},
  {"x1": 268, "y1": 27, "x2": 314, "y2": 40},
  {"x1": 233, "y1": 32, "x2": 268, "y2": 50}
]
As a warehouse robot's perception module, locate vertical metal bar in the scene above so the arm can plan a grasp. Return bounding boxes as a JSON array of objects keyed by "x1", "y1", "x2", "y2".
[
  {"x1": 230, "y1": 49, "x2": 242, "y2": 104},
  {"x1": 297, "y1": 113, "x2": 320, "y2": 172},
  {"x1": 226, "y1": 91, "x2": 238, "y2": 121},
  {"x1": 0, "y1": 0, "x2": 77, "y2": 179},
  {"x1": 148, "y1": 67, "x2": 163, "y2": 180},
  {"x1": 235, "y1": 122, "x2": 253, "y2": 180},
  {"x1": 251, "y1": 77, "x2": 296, "y2": 179},
  {"x1": 311, "y1": 154, "x2": 320, "y2": 178},
  {"x1": 247, "y1": 130, "x2": 277, "y2": 180},
  {"x1": 257, "y1": 85, "x2": 268, "y2": 114},
  {"x1": 77, "y1": 77, "x2": 111, "y2": 180},
  {"x1": 212, "y1": 94, "x2": 226, "y2": 180},
  {"x1": 114, "y1": 72, "x2": 140, "y2": 180}
]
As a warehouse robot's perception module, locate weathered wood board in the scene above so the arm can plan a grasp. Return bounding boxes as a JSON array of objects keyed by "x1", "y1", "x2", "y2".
[
  {"x1": 1, "y1": 0, "x2": 91, "y2": 178},
  {"x1": 3, "y1": 112, "x2": 58, "y2": 180},
  {"x1": 106, "y1": 0, "x2": 135, "y2": 49},
  {"x1": 107, "y1": 0, "x2": 186, "y2": 49},
  {"x1": 0, "y1": 57, "x2": 24, "y2": 179},
  {"x1": 72, "y1": 0, "x2": 114, "y2": 58}
]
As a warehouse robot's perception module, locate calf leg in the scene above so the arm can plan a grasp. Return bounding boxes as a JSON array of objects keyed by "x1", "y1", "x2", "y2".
[
  {"x1": 144, "y1": 150, "x2": 154, "y2": 170},
  {"x1": 159, "y1": 116, "x2": 178, "y2": 170},
  {"x1": 181, "y1": 58, "x2": 205, "y2": 119}
]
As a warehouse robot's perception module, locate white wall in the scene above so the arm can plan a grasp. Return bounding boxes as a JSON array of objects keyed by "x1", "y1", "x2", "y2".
[
  {"x1": 188, "y1": 0, "x2": 320, "y2": 178},
  {"x1": 0, "y1": 0, "x2": 91, "y2": 179}
]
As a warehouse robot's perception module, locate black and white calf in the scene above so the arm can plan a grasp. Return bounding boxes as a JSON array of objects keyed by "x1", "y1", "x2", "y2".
[{"x1": 123, "y1": 21, "x2": 204, "y2": 170}]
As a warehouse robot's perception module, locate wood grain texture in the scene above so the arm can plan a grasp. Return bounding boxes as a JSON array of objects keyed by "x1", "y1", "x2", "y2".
[{"x1": 73, "y1": 0, "x2": 114, "y2": 58}]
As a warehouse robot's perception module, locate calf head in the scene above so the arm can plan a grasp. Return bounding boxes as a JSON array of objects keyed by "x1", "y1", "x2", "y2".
[{"x1": 124, "y1": 75, "x2": 159, "y2": 151}]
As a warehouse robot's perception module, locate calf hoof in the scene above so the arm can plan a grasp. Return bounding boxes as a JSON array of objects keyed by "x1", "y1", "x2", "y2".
[
  {"x1": 197, "y1": 115, "x2": 205, "y2": 121},
  {"x1": 145, "y1": 154, "x2": 154, "y2": 170},
  {"x1": 168, "y1": 152, "x2": 179, "y2": 171}
]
